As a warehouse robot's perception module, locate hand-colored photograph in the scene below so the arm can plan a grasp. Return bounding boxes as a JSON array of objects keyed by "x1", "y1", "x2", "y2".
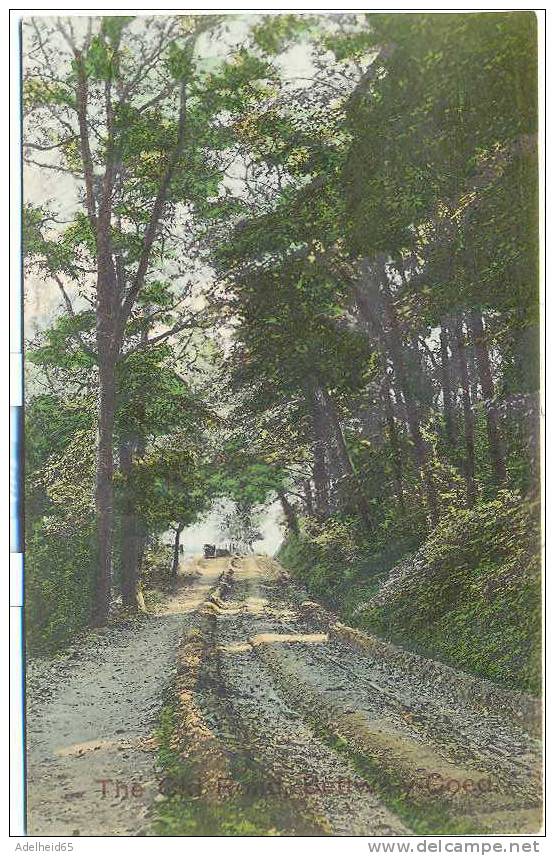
[{"x1": 22, "y1": 11, "x2": 542, "y2": 837}]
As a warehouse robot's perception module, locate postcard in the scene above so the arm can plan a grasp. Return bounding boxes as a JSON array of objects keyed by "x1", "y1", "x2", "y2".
[{"x1": 14, "y1": 9, "x2": 543, "y2": 842}]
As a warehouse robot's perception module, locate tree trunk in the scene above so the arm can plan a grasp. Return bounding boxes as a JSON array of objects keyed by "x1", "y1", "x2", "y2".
[
  {"x1": 312, "y1": 440, "x2": 329, "y2": 517},
  {"x1": 382, "y1": 378, "x2": 405, "y2": 511},
  {"x1": 303, "y1": 480, "x2": 314, "y2": 516},
  {"x1": 120, "y1": 513, "x2": 139, "y2": 608},
  {"x1": 318, "y1": 386, "x2": 373, "y2": 527},
  {"x1": 92, "y1": 351, "x2": 117, "y2": 625},
  {"x1": 309, "y1": 387, "x2": 331, "y2": 517},
  {"x1": 359, "y1": 269, "x2": 439, "y2": 526},
  {"x1": 171, "y1": 523, "x2": 184, "y2": 578},
  {"x1": 439, "y1": 321, "x2": 457, "y2": 448},
  {"x1": 119, "y1": 440, "x2": 141, "y2": 609},
  {"x1": 467, "y1": 337, "x2": 480, "y2": 406},
  {"x1": 311, "y1": 388, "x2": 341, "y2": 503},
  {"x1": 452, "y1": 317, "x2": 477, "y2": 508},
  {"x1": 136, "y1": 533, "x2": 147, "y2": 577},
  {"x1": 92, "y1": 194, "x2": 121, "y2": 623},
  {"x1": 73, "y1": 53, "x2": 187, "y2": 626},
  {"x1": 467, "y1": 309, "x2": 507, "y2": 485},
  {"x1": 277, "y1": 490, "x2": 300, "y2": 536},
  {"x1": 402, "y1": 388, "x2": 439, "y2": 526},
  {"x1": 324, "y1": 436, "x2": 343, "y2": 496}
]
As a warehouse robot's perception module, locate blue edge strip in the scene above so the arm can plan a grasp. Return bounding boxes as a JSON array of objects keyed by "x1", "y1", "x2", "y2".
[{"x1": 10, "y1": 403, "x2": 26, "y2": 832}]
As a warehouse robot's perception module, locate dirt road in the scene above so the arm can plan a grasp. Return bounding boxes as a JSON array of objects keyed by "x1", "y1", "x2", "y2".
[
  {"x1": 26, "y1": 556, "x2": 542, "y2": 836},
  {"x1": 25, "y1": 558, "x2": 223, "y2": 835}
]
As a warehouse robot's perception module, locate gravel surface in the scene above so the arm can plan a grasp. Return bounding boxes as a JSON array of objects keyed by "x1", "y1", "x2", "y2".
[
  {"x1": 199, "y1": 557, "x2": 542, "y2": 835},
  {"x1": 26, "y1": 555, "x2": 542, "y2": 836},
  {"x1": 26, "y1": 558, "x2": 224, "y2": 836},
  {"x1": 204, "y1": 562, "x2": 410, "y2": 835}
]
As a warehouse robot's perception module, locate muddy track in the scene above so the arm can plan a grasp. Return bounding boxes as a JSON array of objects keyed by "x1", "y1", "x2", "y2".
[
  {"x1": 189, "y1": 559, "x2": 409, "y2": 835},
  {"x1": 189, "y1": 557, "x2": 542, "y2": 835},
  {"x1": 26, "y1": 556, "x2": 542, "y2": 836}
]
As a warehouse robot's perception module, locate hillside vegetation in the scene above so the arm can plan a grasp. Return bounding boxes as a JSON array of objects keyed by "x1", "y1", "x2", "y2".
[
  {"x1": 279, "y1": 491, "x2": 541, "y2": 695},
  {"x1": 24, "y1": 13, "x2": 540, "y2": 669}
]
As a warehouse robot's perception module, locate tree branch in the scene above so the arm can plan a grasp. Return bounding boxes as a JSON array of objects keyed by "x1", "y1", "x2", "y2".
[
  {"x1": 120, "y1": 78, "x2": 188, "y2": 325},
  {"x1": 124, "y1": 316, "x2": 200, "y2": 355},
  {"x1": 24, "y1": 135, "x2": 80, "y2": 152},
  {"x1": 23, "y1": 158, "x2": 83, "y2": 178},
  {"x1": 52, "y1": 272, "x2": 97, "y2": 357},
  {"x1": 73, "y1": 50, "x2": 97, "y2": 227}
]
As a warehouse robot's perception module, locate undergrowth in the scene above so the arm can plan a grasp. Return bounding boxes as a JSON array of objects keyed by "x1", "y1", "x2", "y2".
[{"x1": 278, "y1": 490, "x2": 541, "y2": 695}]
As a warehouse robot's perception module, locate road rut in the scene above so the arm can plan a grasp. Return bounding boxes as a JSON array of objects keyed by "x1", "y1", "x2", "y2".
[{"x1": 26, "y1": 556, "x2": 542, "y2": 836}]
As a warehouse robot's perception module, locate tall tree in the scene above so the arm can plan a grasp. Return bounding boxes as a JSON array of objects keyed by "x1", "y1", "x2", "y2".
[
  {"x1": 452, "y1": 316, "x2": 477, "y2": 507},
  {"x1": 467, "y1": 310, "x2": 507, "y2": 485},
  {"x1": 24, "y1": 14, "x2": 268, "y2": 621}
]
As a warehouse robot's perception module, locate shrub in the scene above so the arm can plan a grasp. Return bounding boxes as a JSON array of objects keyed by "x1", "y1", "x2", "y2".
[
  {"x1": 358, "y1": 491, "x2": 541, "y2": 694},
  {"x1": 25, "y1": 519, "x2": 96, "y2": 653},
  {"x1": 279, "y1": 492, "x2": 542, "y2": 695}
]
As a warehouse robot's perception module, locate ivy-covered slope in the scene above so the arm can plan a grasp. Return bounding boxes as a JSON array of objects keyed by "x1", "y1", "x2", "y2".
[{"x1": 278, "y1": 491, "x2": 541, "y2": 695}]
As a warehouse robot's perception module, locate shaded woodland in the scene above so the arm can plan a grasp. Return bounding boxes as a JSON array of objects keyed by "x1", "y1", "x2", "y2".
[{"x1": 23, "y1": 13, "x2": 540, "y2": 689}]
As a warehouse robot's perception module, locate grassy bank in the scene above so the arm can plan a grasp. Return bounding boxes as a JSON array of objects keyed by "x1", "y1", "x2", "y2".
[{"x1": 278, "y1": 491, "x2": 541, "y2": 696}]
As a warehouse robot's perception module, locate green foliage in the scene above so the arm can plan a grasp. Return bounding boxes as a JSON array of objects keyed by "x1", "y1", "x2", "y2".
[
  {"x1": 344, "y1": 13, "x2": 538, "y2": 349},
  {"x1": 251, "y1": 15, "x2": 315, "y2": 55},
  {"x1": 82, "y1": 34, "x2": 117, "y2": 80},
  {"x1": 25, "y1": 394, "x2": 93, "y2": 479},
  {"x1": 23, "y1": 77, "x2": 74, "y2": 110},
  {"x1": 202, "y1": 48, "x2": 278, "y2": 114},
  {"x1": 25, "y1": 394, "x2": 95, "y2": 519},
  {"x1": 115, "y1": 348, "x2": 218, "y2": 538},
  {"x1": 166, "y1": 42, "x2": 193, "y2": 80},
  {"x1": 25, "y1": 520, "x2": 96, "y2": 653},
  {"x1": 279, "y1": 509, "x2": 426, "y2": 604},
  {"x1": 31, "y1": 428, "x2": 97, "y2": 535},
  {"x1": 356, "y1": 492, "x2": 541, "y2": 694},
  {"x1": 23, "y1": 205, "x2": 89, "y2": 276},
  {"x1": 208, "y1": 446, "x2": 285, "y2": 509},
  {"x1": 280, "y1": 490, "x2": 541, "y2": 695},
  {"x1": 27, "y1": 312, "x2": 96, "y2": 372},
  {"x1": 100, "y1": 15, "x2": 133, "y2": 44},
  {"x1": 25, "y1": 393, "x2": 98, "y2": 652},
  {"x1": 140, "y1": 539, "x2": 174, "y2": 595}
]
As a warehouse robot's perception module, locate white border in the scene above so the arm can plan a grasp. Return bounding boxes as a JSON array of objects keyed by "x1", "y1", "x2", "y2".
[{"x1": 6, "y1": 5, "x2": 548, "y2": 852}]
